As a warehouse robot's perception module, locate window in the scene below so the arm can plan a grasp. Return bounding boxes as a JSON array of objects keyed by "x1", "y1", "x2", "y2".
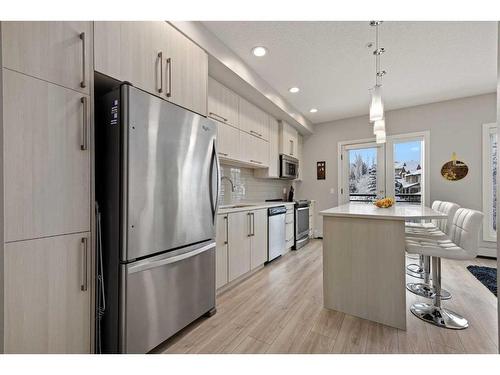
[
  {"x1": 482, "y1": 123, "x2": 497, "y2": 241},
  {"x1": 393, "y1": 140, "x2": 423, "y2": 204},
  {"x1": 339, "y1": 132, "x2": 428, "y2": 206}
]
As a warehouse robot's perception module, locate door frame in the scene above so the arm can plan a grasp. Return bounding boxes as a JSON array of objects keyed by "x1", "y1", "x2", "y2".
[
  {"x1": 338, "y1": 131, "x2": 430, "y2": 206},
  {"x1": 339, "y1": 141, "x2": 386, "y2": 205}
]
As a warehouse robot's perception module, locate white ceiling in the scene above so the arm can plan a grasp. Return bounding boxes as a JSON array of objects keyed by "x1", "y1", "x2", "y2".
[{"x1": 202, "y1": 21, "x2": 498, "y2": 124}]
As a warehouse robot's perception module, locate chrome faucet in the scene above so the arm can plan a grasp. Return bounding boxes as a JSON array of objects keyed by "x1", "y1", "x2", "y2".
[{"x1": 221, "y1": 176, "x2": 235, "y2": 192}]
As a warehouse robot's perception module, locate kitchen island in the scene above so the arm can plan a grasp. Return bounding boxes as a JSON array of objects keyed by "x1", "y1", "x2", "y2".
[{"x1": 320, "y1": 202, "x2": 446, "y2": 330}]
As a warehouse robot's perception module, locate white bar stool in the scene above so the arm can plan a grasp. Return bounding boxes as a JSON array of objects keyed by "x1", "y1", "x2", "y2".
[
  {"x1": 405, "y1": 201, "x2": 459, "y2": 277},
  {"x1": 405, "y1": 208, "x2": 484, "y2": 329}
]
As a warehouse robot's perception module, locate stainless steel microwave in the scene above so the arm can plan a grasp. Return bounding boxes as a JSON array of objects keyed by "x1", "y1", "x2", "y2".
[{"x1": 280, "y1": 154, "x2": 299, "y2": 179}]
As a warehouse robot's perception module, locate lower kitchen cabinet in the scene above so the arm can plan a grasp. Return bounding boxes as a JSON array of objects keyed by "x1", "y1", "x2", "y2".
[
  {"x1": 216, "y1": 214, "x2": 229, "y2": 289},
  {"x1": 285, "y1": 205, "x2": 295, "y2": 249},
  {"x1": 4, "y1": 232, "x2": 92, "y2": 353},
  {"x1": 219, "y1": 208, "x2": 268, "y2": 286},
  {"x1": 227, "y1": 211, "x2": 251, "y2": 282},
  {"x1": 250, "y1": 209, "x2": 268, "y2": 269}
]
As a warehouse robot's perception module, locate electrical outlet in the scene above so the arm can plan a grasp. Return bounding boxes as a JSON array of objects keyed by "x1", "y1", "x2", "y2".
[{"x1": 330, "y1": 188, "x2": 335, "y2": 194}]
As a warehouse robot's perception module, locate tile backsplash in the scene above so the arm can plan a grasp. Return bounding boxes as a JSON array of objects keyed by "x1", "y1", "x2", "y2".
[{"x1": 219, "y1": 164, "x2": 292, "y2": 205}]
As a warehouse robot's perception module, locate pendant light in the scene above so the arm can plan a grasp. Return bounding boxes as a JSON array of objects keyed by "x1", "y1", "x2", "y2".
[
  {"x1": 369, "y1": 21, "x2": 387, "y2": 142},
  {"x1": 373, "y1": 119, "x2": 385, "y2": 135}
]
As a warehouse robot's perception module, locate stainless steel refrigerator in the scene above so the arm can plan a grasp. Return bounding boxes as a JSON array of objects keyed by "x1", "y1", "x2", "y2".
[{"x1": 96, "y1": 84, "x2": 219, "y2": 353}]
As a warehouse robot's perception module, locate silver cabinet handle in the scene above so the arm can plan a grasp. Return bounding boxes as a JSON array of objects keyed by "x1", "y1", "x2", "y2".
[
  {"x1": 290, "y1": 139, "x2": 294, "y2": 155},
  {"x1": 251, "y1": 212, "x2": 255, "y2": 236},
  {"x1": 209, "y1": 112, "x2": 228, "y2": 122},
  {"x1": 80, "y1": 237, "x2": 88, "y2": 291},
  {"x1": 218, "y1": 152, "x2": 228, "y2": 157},
  {"x1": 250, "y1": 130, "x2": 262, "y2": 138},
  {"x1": 224, "y1": 216, "x2": 228, "y2": 245},
  {"x1": 80, "y1": 97, "x2": 88, "y2": 150},
  {"x1": 79, "y1": 32, "x2": 86, "y2": 88},
  {"x1": 157, "y1": 51, "x2": 163, "y2": 93},
  {"x1": 166, "y1": 57, "x2": 172, "y2": 98},
  {"x1": 247, "y1": 212, "x2": 252, "y2": 237},
  {"x1": 250, "y1": 159, "x2": 262, "y2": 165}
]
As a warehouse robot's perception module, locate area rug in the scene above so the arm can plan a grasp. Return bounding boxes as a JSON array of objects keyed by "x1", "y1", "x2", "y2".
[{"x1": 467, "y1": 265, "x2": 497, "y2": 297}]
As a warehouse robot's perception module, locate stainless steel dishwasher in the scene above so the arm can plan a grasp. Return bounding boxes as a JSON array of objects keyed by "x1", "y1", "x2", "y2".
[{"x1": 267, "y1": 206, "x2": 287, "y2": 263}]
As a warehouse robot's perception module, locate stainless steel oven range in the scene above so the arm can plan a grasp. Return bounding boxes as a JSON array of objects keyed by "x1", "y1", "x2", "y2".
[{"x1": 293, "y1": 200, "x2": 310, "y2": 250}]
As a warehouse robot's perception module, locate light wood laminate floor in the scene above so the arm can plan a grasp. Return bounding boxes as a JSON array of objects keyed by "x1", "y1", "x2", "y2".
[{"x1": 157, "y1": 239, "x2": 498, "y2": 354}]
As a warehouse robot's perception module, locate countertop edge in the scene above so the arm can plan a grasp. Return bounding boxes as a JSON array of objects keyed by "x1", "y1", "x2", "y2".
[{"x1": 217, "y1": 202, "x2": 296, "y2": 215}]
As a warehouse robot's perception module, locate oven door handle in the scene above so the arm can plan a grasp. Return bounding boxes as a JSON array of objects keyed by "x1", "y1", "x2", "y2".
[{"x1": 297, "y1": 207, "x2": 309, "y2": 211}]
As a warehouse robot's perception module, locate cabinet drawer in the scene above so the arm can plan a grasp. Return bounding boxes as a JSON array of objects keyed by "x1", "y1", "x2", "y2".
[
  {"x1": 3, "y1": 70, "x2": 91, "y2": 241},
  {"x1": 2, "y1": 21, "x2": 92, "y2": 94}
]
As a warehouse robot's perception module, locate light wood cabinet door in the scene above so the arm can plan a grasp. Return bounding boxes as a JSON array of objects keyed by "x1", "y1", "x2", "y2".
[
  {"x1": 4, "y1": 233, "x2": 91, "y2": 353},
  {"x1": 250, "y1": 209, "x2": 268, "y2": 269},
  {"x1": 94, "y1": 21, "x2": 166, "y2": 96},
  {"x1": 208, "y1": 77, "x2": 239, "y2": 127},
  {"x1": 297, "y1": 134, "x2": 303, "y2": 180},
  {"x1": 216, "y1": 215, "x2": 229, "y2": 289},
  {"x1": 3, "y1": 70, "x2": 90, "y2": 242},
  {"x1": 279, "y1": 121, "x2": 299, "y2": 158},
  {"x1": 254, "y1": 116, "x2": 279, "y2": 178},
  {"x1": 1, "y1": 21, "x2": 92, "y2": 94},
  {"x1": 240, "y1": 132, "x2": 269, "y2": 168},
  {"x1": 239, "y1": 98, "x2": 269, "y2": 141},
  {"x1": 228, "y1": 211, "x2": 251, "y2": 282},
  {"x1": 216, "y1": 122, "x2": 240, "y2": 161},
  {"x1": 165, "y1": 23, "x2": 208, "y2": 116}
]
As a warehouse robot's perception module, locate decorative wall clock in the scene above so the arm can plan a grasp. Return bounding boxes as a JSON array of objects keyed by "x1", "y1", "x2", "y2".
[{"x1": 441, "y1": 152, "x2": 468, "y2": 181}]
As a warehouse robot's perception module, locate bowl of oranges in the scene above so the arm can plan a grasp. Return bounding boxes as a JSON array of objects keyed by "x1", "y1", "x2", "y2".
[{"x1": 374, "y1": 197, "x2": 395, "y2": 208}]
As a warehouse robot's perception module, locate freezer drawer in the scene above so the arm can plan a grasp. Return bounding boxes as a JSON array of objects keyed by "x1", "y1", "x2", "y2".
[{"x1": 123, "y1": 241, "x2": 216, "y2": 353}]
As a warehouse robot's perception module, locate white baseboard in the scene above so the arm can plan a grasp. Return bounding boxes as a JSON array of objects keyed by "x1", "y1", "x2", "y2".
[{"x1": 478, "y1": 246, "x2": 497, "y2": 258}]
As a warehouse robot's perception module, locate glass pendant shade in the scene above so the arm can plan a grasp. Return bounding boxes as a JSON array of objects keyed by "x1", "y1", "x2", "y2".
[
  {"x1": 369, "y1": 85, "x2": 384, "y2": 122},
  {"x1": 373, "y1": 119, "x2": 385, "y2": 135},
  {"x1": 375, "y1": 131, "x2": 386, "y2": 144}
]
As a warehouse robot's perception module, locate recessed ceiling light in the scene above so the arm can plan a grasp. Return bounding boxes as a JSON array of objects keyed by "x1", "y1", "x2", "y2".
[
  {"x1": 309, "y1": 108, "x2": 318, "y2": 113},
  {"x1": 252, "y1": 46, "x2": 267, "y2": 57},
  {"x1": 289, "y1": 87, "x2": 300, "y2": 93}
]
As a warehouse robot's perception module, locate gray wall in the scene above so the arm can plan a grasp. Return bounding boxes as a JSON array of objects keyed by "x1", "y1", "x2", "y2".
[{"x1": 297, "y1": 93, "x2": 497, "y2": 252}]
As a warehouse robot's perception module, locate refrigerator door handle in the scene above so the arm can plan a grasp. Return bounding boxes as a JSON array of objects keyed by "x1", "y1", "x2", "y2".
[
  {"x1": 209, "y1": 140, "x2": 220, "y2": 223},
  {"x1": 127, "y1": 241, "x2": 216, "y2": 274}
]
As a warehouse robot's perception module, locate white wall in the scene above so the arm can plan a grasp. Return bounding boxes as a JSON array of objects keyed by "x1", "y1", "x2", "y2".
[{"x1": 296, "y1": 93, "x2": 497, "y2": 254}]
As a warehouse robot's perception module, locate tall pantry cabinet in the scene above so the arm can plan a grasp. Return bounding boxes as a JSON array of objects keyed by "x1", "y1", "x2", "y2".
[{"x1": 0, "y1": 21, "x2": 94, "y2": 353}]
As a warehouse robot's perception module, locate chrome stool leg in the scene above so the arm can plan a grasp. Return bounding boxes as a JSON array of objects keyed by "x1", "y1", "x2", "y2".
[
  {"x1": 407, "y1": 255, "x2": 451, "y2": 299},
  {"x1": 406, "y1": 254, "x2": 425, "y2": 279},
  {"x1": 410, "y1": 257, "x2": 468, "y2": 330}
]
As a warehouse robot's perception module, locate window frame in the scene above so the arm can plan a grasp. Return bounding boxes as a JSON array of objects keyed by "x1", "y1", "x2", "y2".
[{"x1": 482, "y1": 122, "x2": 497, "y2": 242}]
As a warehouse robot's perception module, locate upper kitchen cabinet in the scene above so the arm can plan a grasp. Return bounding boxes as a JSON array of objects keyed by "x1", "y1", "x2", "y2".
[
  {"x1": 239, "y1": 98, "x2": 269, "y2": 141},
  {"x1": 240, "y1": 132, "x2": 270, "y2": 168},
  {"x1": 1, "y1": 21, "x2": 92, "y2": 94},
  {"x1": 216, "y1": 121, "x2": 240, "y2": 161},
  {"x1": 94, "y1": 21, "x2": 208, "y2": 116},
  {"x1": 254, "y1": 115, "x2": 280, "y2": 179},
  {"x1": 279, "y1": 121, "x2": 299, "y2": 158},
  {"x1": 165, "y1": 23, "x2": 208, "y2": 116},
  {"x1": 94, "y1": 21, "x2": 166, "y2": 96},
  {"x1": 208, "y1": 77, "x2": 239, "y2": 127},
  {"x1": 3, "y1": 70, "x2": 91, "y2": 242}
]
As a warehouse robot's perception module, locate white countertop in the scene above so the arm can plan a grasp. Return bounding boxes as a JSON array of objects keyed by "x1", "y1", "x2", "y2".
[
  {"x1": 217, "y1": 201, "x2": 295, "y2": 215},
  {"x1": 319, "y1": 202, "x2": 447, "y2": 220}
]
